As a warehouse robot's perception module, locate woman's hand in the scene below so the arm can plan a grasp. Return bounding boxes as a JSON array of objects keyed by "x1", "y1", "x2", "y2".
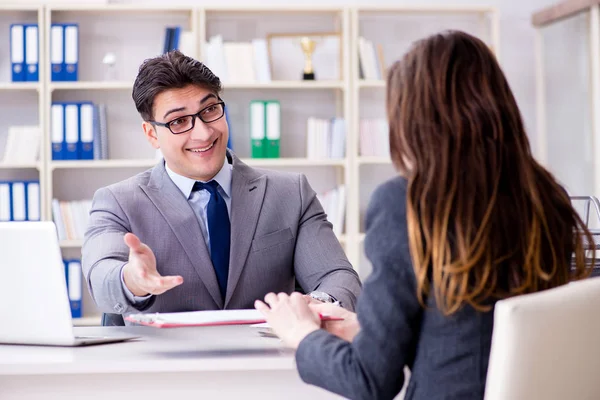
[
  {"x1": 310, "y1": 302, "x2": 360, "y2": 342},
  {"x1": 255, "y1": 292, "x2": 321, "y2": 349}
]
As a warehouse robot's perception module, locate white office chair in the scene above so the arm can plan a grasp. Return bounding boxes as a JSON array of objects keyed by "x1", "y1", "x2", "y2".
[{"x1": 484, "y1": 277, "x2": 600, "y2": 400}]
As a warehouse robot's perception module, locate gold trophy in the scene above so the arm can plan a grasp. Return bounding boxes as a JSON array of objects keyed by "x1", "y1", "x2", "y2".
[{"x1": 300, "y1": 37, "x2": 317, "y2": 80}]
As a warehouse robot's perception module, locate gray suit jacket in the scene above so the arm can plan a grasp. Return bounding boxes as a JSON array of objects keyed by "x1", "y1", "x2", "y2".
[
  {"x1": 82, "y1": 151, "x2": 361, "y2": 321},
  {"x1": 296, "y1": 176, "x2": 495, "y2": 400}
]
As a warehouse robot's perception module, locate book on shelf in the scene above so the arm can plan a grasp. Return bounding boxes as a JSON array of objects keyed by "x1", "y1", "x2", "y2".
[
  {"x1": 306, "y1": 117, "x2": 346, "y2": 159},
  {"x1": 50, "y1": 23, "x2": 78, "y2": 82},
  {"x1": 2, "y1": 125, "x2": 40, "y2": 164},
  {"x1": 205, "y1": 35, "x2": 227, "y2": 82},
  {"x1": 204, "y1": 35, "x2": 271, "y2": 84},
  {"x1": 317, "y1": 185, "x2": 346, "y2": 237},
  {"x1": 10, "y1": 23, "x2": 39, "y2": 82},
  {"x1": 359, "y1": 118, "x2": 390, "y2": 157},
  {"x1": 250, "y1": 100, "x2": 265, "y2": 158},
  {"x1": 252, "y1": 38, "x2": 271, "y2": 83},
  {"x1": 0, "y1": 181, "x2": 40, "y2": 222},
  {"x1": 179, "y1": 31, "x2": 197, "y2": 59},
  {"x1": 225, "y1": 105, "x2": 233, "y2": 150},
  {"x1": 223, "y1": 42, "x2": 255, "y2": 83},
  {"x1": 52, "y1": 102, "x2": 108, "y2": 161},
  {"x1": 358, "y1": 36, "x2": 384, "y2": 80},
  {"x1": 25, "y1": 24, "x2": 39, "y2": 82},
  {"x1": 265, "y1": 100, "x2": 280, "y2": 158},
  {"x1": 163, "y1": 26, "x2": 180, "y2": 54},
  {"x1": 163, "y1": 26, "x2": 196, "y2": 58},
  {"x1": 92, "y1": 104, "x2": 109, "y2": 160},
  {"x1": 250, "y1": 100, "x2": 280, "y2": 158},
  {"x1": 52, "y1": 199, "x2": 92, "y2": 241},
  {"x1": 376, "y1": 43, "x2": 386, "y2": 78},
  {"x1": 64, "y1": 259, "x2": 82, "y2": 319}
]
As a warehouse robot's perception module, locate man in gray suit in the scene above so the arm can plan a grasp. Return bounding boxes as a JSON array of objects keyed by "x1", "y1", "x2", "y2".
[{"x1": 82, "y1": 50, "x2": 361, "y2": 321}]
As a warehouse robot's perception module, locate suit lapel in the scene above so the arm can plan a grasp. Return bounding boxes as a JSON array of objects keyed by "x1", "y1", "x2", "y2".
[
  {"x1": 140, "y1": 162, "x2": 223, "y2": 308},
  {"x1": 225, "y1": 154, "x2": 266, "y2": 307}
]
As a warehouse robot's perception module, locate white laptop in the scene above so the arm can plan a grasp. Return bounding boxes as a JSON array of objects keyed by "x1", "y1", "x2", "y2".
[{"x1": 0, "y1": 221, "x2": 138, "y2": 346}]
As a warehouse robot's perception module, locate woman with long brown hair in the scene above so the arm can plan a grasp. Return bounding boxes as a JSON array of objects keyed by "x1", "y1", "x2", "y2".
[{"x1": 255, "y1": 30, "x2": 593, "y2": 399}]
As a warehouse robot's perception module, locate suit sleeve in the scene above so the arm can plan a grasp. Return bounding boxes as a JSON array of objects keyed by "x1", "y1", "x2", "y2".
[
  {"x1": 295, "y1": 178, "x2": 422, "y2": 400},
  {"x1": 293, "y1": 174, "x2": 362, "y2": 311},
  {"x1": 82, "y1": 186, "x2": 155, "y2": 314}
]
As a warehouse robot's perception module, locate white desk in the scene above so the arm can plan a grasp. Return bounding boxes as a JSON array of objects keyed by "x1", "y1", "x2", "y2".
[{"x1": 0, "y1": 326, "x2": 343, "y2": 400}]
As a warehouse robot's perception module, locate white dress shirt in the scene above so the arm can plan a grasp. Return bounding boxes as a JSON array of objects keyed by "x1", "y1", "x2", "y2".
[{"x1": 121, "y1": 158, "x2": 232, "y2": 304}]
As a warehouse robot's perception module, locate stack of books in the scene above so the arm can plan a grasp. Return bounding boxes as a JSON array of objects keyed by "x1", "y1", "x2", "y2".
[{"x1": 51, "y1": 102, "x2": 108, "y2": 160}]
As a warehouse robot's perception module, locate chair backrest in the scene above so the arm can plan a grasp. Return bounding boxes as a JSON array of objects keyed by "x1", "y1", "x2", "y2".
[
  {"x1": 101, "y1": 313, "x2": 125, "y2": 326},
  {"x1": 484, "y1": 277, "x2": 600, "y2": 400}
]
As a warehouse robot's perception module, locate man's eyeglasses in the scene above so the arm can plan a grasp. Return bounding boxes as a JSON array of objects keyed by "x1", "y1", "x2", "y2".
[{"x1": 149, "y1": 101, "x2": 226, "y2": 135}]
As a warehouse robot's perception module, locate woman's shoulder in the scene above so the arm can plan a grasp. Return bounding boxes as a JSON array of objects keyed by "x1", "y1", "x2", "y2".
[
  {"x1": 370, "y1": 176, "x2": 408, "y2": 210},
  {"x1": 366, "y1": 175, "x2": 409, "y2": 237},
  {"x1": 364, "y1": 176, "x2": 413, "y2": 276}
]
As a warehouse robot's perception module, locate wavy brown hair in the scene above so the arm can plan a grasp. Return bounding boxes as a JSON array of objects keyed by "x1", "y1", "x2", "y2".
[{"x1": 386, "y1": 30, "x2": 593, "y2": 315}]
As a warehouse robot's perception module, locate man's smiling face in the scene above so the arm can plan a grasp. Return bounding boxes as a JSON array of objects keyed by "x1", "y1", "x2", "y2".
[{"x1": 142, "y1": 84, "x2": 228, "y2": 181}]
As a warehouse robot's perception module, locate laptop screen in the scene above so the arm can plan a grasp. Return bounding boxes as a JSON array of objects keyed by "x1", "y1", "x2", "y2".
[{"x1": 0, "y1": 221, "x2": 75, "y2": 345}]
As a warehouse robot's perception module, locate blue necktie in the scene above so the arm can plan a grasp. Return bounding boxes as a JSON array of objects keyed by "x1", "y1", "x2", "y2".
[{"x1": 192, "y1": 181, "x2": 230, "y2": 300}]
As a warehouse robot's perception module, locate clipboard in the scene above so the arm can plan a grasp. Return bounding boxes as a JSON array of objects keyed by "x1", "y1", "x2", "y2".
[{"x1": 125, "y1": 309, "x2": 341, "y2": 328}]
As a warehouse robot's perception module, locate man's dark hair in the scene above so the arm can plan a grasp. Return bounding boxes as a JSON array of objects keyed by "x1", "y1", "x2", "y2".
[{"x1": 132, "y1": 50, "x2": 222, "y2": 122}]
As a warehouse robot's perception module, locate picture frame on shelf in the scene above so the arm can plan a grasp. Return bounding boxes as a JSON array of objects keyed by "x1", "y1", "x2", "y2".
[{"x1": 266, "y1": 32, "x2": 342, "y2": 82}]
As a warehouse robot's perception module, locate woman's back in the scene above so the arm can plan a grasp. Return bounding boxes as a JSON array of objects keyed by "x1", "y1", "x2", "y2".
[
  {"x1": 358, "y1": 30, "x2": 594, "y2": 399},
  {"x1": 410, "y1": 285, "x2": 495, "y2": 398},
  {"x1": 363, "y1": 176, "x2": 495, "y2": 399}
]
